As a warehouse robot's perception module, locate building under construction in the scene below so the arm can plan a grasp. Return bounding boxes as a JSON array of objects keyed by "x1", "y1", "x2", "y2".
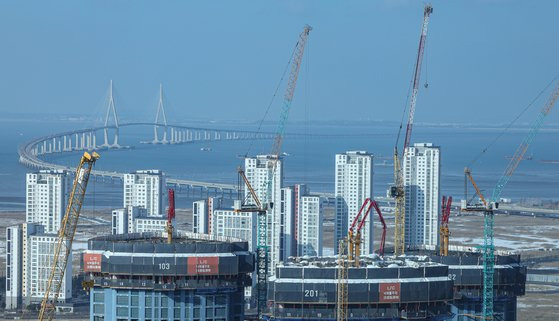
[
  {"x1": 412, "y1": 245, "x2": 526, "y2": 321},
  {"x1": 263, "y1": 245, "x2": 526, "y2": 321},
  {"x1": 81, "y1": 231, "x2": 254, "y2": 321},
  {"x1": 266, "y1": 255, "x2": 454, "y2": 320}
]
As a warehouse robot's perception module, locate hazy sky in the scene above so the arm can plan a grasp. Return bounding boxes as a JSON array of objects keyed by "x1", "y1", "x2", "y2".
[{"x1": 1, "y1": 0, "x2": 559, "y2": 125}]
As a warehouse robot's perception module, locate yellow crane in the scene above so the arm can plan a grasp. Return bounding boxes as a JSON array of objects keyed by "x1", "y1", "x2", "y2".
[
  {"x1": 392, "y1": 4, "x2": 433, "y2": 256},
  {"x1": 336, "y1": 239, "x2": 348, "y2": 321},
  {"x1": 38, "y1": 151, "x2": 100, "y2": 321},
  {"x1": 234, "y1": 167, "x2": 267, "y2": 214}
]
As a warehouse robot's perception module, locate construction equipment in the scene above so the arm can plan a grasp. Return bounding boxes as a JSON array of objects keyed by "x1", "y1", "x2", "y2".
[
  {"x1": 348, "y1": 198, "x2": 374, "y2": 266},
  {"x1": 166, "y1": 188, "x2": 175, "y2": 244},
  {"x1": 463, "y1": 79, "x2": 559, "y2": 320},
  {"x1": 373, "y1": 201, "x2": 387, "y2": 257},
  {"x1": 439, "y1": 196, "x2": 452, "y2": 256},
  {"x1": 392, "y1": 4, "x2": 433, "y2": 256},
  {"x1": 256, "y1": 24, "x2": 311, "y2": 317},
  {"x1": 462, "y1": 168, "x2": 493, "y2": 319},
  {"x1": 336, "y1": 239, "x2": 348, "y2": 321},
  {"x1": 235, "y1": 167, "x2": 267, "y2": 214},
  {"x1": 347, "y1": 198, "x2": 386, "y2": 265},
  {"x1": 38, "y1": 151, "x2": 99, "y2": 321}
]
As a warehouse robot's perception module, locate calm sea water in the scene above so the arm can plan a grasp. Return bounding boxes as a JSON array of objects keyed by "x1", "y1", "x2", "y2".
[{"x1": 1, "y1": 118, "x2": 558, "y2": 210}]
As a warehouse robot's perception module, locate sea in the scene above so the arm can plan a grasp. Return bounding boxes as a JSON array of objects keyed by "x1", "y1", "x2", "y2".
[{"x1": 1, "y1": 118, "x2": 558, "y2": 211}]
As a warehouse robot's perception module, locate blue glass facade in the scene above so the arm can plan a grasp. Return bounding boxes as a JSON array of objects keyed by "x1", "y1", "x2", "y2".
[{"x1": 90, "y1": 288, "x2": 245, "y2": 321}]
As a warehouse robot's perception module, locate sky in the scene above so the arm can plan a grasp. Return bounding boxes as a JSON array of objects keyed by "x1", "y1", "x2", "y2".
[{"x1": 1, "y1": 0, "x2": 559, "y2": 125}]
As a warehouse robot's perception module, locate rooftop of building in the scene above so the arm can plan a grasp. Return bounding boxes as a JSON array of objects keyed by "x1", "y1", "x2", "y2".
[
  {"x1": 87, "y1": 231, "x2": 250, "y2": 253},
  {"x1": 129, "y1": 169, "x2": 163, "y2": 175},
  {"x1": 279, "y1": 253, "x2": 445, "y2": 269}
]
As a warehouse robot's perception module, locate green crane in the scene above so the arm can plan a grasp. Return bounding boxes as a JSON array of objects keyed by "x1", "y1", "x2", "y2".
[{"x1": 464, "y1": 79, "x2": 559, "y2": 319}]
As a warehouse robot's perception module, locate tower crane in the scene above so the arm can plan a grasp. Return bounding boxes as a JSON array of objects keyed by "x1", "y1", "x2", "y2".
[
  {"x1": 391, "y1": 4, "x2": 433, "y2": 256},
  {"x1": 38, "y1": 151, "x2": 99, "y2": 321},
  {"x1": 439, "y1": 196, "x2": 452, "y2": 256},
  {"x1": 463, "y1": 79, "x2": 559, "y2": 320},
  {"x1": 255, "y1": 24, "x2": 311, "y2": 317},
  {"x1": 166, "y1": 189, "x2": 175, "y2": 244}
]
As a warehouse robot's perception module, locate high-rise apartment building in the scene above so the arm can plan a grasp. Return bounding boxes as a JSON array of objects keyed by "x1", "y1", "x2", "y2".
[
  {"x1": 335, "y1": 151, "x2": 373, "y2": 255},
  {"x1": 244, "y1": 155, "x2": 283, "y2": 272},
  {"x1": 192, "y1": 197, "x2": 230, "y2": 235},
  {"x1": 25, "y1": 170, "x2": 67, "y2": 234},
  {"x1": 403, "y1": 143, "x2": 441, "y2": 247},
  {"x1": 123, "y1": 170, "x2": 164, "y2": 217},
  {"x1": 282, "y1": 185, "x2": 323, "y2": 258},
  {"x1": 212, "y1": 208, "x2": 258, "y2": 252},
  {"x1": 5, "y1": 223, "x2": 71, "y2": 309},
  {"x1": 111, "y1": 206, "x2": 168, "y2": 235}
]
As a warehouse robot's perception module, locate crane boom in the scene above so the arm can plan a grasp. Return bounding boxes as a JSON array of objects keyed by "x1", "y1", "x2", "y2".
[
  {"x1": 491, "y1": 80, "x2": 559, "y2": 202},
  {"x1": 38, "y1": 151, "x2": 99, "y2": 321},
  {"x1": 256, "y1": 25, "x2": 311, "y2": 317},
  {"x1": 393, "y1": 4, "x2": 433, "y2": 256},
  {"x1": 369, "y1": 201, "x2": 387, "y2": 257},
  {"x1": 402, "y1": 4, "x2": 433, "y2": 153}
]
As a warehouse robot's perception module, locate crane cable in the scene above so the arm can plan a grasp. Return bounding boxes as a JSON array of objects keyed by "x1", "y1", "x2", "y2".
[
  {"x1": 244, "y1": 41, "x2": 298, "y2": 160},
  {"x1": 467, "y1": 72, "x2": 559, "y2": 168},
  {"x1": 395, "y1": 65, "x2": 415, "y2": 149}
]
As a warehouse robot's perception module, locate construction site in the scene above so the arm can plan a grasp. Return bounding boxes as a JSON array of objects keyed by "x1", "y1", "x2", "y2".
[
  {"x1": 81, "y1": 232, "x2": 254, "y2": 321},
  {"x1": 7, "y1": 3, "x2": 557, "y2": 321}
]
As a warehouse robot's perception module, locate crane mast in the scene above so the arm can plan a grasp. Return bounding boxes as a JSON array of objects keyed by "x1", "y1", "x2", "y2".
[
  {"x1": 336, "y1": 239, "x2": 348, "y2": 321},
  {"x1": 393, "y1": 4, "x2": 433, "y2": 256},
  {"x1": 256, "y1": 24, "x2": 311, "y2": 317},
  {"x1": 38, "y1": 152, "x2": 99, "y2": 321}
]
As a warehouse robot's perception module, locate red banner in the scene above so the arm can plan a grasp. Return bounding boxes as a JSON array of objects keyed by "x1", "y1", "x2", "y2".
[
  {"x1": 379, "y1": 283, "x2": 400, "y2": 303},
  {"x1": 83, "y1": 253, "x2": 102, "y2": 272},
  {"x1": 187, "y1": 257, "x2": 219, "y2": 275}
]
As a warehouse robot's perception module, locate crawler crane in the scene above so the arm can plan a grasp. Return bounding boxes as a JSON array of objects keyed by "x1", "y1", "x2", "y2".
[
  {"x1": 38, "y1": 151, "x2": 99, "y2": 321},
  {"x1": 392, "y1": 4, "x2": 433, "y2": 256}
]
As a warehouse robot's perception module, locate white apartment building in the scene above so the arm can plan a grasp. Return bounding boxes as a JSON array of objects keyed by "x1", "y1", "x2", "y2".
[
  {"x1": 212, "y1": 208, "x2": 258, "y2": 251},
  {"x1": 403, "y1": 143, "x2": 441, "y2": 247},
  {"x1": 244, "y1": 155, "x2": 283, "y2": 272},
  {"x1": 26, "y1": 170, "x2": 67, "y2": 234},
  {"x1": 27, "y1": 233, "x2": 72, "y2": 305},
  {"x1": 298, "y1": 194, "x2": 323, "y2": 257},
  {"x1": 192, "y1": 197, "x2": 229, "y2": 235},
  {"x1": 5, "y1": 223, "x2": 71, "y2": 309},
  {"x1": 282, "y1": 185, "x2": 323, "y2": 258},
  {"x1": 112, "y1": 206, "x2": 168, "y2": 234},
  {"x1": 335, "y1": 151, "x2": 373, "y2": 255},
  {"x1": 123, "y1": 170, "x2": 164, "y2": 217}
]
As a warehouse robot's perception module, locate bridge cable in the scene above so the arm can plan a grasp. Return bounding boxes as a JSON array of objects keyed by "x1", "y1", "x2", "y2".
[{"x1": 467, "y1": 72, "x2": 559, "y2": 168}]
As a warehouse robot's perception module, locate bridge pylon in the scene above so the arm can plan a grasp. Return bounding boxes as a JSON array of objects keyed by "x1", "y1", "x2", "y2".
[
  {"x1": 153, "y1": 83, "x2": 169, "y2": 144},
  {"x1": 102, "y1": 80, "x2": 121, "y2": 148}
]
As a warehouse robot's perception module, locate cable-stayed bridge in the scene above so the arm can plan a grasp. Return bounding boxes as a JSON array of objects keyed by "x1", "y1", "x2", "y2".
[{"x1": 17, "y1": 81, "x2": 333, "y2": 199}]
